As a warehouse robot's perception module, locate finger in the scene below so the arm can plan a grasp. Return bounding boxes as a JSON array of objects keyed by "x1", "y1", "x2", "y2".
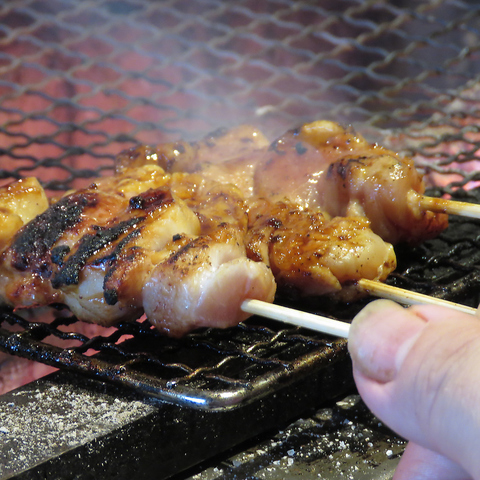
[
  {"x1": 394, "y1": 442, "x2": 470, "y2": 480},
  {"x1": 348, "y1": 299, "x2": 480, "y2": 478}
]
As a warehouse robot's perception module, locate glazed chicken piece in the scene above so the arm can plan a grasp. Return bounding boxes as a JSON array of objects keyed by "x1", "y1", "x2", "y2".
[
  {"x1": 116, "y1": 124, "x2": 269, "y2": 173},
  {"x1": 247, "y1": 198, "x2": 396, "y2": 298},
  {"x1": 123, "y1": 120, "x2": 448, "y2": 244},
  {"x1": 0, "y1": 177, "x2": 49, "y2": 252},
  {"x1": 0, "y1": 167, "x2": 276, "y2": 337},
  {"x1": 257, "y1": 121, "x2": 448, "y2": 244},
  {"x1": 116, "y1": 125, "x2": 269, "y2": 198}
]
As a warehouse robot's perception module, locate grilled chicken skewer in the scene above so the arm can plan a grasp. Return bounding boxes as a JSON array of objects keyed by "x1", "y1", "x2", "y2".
[
  {"x1": 1, "y1": 168, "x2": 469, "y2": 340},
  {"x1": 121, "y1": 120, "x2": 457, "y2": 245},
  {"x1": 0, "y1": 165, "x2": 396, "y2": 337},
  {"x1": 0, "y1": 120, "x2": 463, "y2": 338},
  {"x1": 0, "y1": 168, "x2": 276, "y2": 337}
]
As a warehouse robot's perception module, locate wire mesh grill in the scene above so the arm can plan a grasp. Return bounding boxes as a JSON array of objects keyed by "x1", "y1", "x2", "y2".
[
  {"x1": 2, "y1": 0, "x2": 480, "y2": 409},
  {"x1": 0, "y1": 307, "x2": 349, "y2": 409},
  {"x1": 2, "y1": 0, "x2": 480, "y2": 190}
]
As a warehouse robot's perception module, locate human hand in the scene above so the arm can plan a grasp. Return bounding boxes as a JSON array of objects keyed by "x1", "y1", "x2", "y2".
[{"x1": 348, "y1": 299, "x2": 480, "y2": 479}]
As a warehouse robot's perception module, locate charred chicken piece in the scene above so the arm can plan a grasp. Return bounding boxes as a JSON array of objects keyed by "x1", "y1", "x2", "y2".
[{"x1": 0, "y1": 167, "x2": 276, "y2": 336}]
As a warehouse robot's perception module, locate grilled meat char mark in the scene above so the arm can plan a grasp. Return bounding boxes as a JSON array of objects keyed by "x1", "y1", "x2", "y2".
[
  {"x1": 52, "y1": 187, "x2": 175, "y2": 301},
  {"x1": 102, "y1": 233, "x2": 143, "y2": 306},
  {"x1": 52, "y1": 188, "x2": 173, "y2": 287},
  {"x1": 10, "y1": 192, "x2": 99, "y2": 276},
  {"x1": 9, "y1": 186, "x2": 175, "y2": 308},
  {"x1": 327, "y1": 156, "x2": 367, "y2": 183},
  {"x1": 98, "y1": 187, "x2": 178, "y2": 306},
  {"x1": 51, "y1": 217, "x2": 144, "y2": 289}
]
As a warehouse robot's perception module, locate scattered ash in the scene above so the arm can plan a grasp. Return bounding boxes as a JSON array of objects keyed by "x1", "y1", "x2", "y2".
[
  {"x1": 180, "y1": 394, "x2": 406, "y2": 479},
  {"x1": 0, "y1": 377, "x2": 154, "y2": 477}
]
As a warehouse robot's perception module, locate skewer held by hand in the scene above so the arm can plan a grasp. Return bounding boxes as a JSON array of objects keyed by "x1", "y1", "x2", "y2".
[{"x1": 357, "y1": 279, "x2": 477, "y2": 315}]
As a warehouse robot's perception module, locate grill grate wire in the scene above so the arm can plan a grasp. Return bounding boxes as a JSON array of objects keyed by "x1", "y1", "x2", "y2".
[
  {"x1": 2, "y1": 1, "x2": 480, "y2": 190},
  {"x1": 0, "y1": 307, "x2": 347, "y2": 409}
]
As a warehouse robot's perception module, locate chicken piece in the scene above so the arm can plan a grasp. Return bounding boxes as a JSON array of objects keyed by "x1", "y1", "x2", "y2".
[
  {"x1": 0, "y1": 176, "x2": 198, "y2": 322},
  {"x1": 171, "y1": 176, "x2": 249, "y2": 234},
  {"x1": 0, "y1": 177, "x2": 49, "y2": 252},
  {"x1": 115, "y1": 125, "x2": 269, "y2": 173},
  {"x1": 115, "y1": 125, "x2": 269, "y2": 199},
  {"x1": 258, "y1": 120, "x2": 448, "y2": 244},
  {"x1": 247, "y1": 198, "x2": 396, "y2": 298},
  {"x1": 144, "y1": 226, "x2": 276, "y2": 337},
  {"x1": 136, "y1": 120, "x2": 448, "y2": 244},
  {"x1": 0, "y1": 165, "x2": 276, "y2": 336}
]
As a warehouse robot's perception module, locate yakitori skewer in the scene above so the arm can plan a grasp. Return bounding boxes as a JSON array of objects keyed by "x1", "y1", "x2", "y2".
[{"x1": 241, "y1": 281, "x2": 477, "y2": 338}]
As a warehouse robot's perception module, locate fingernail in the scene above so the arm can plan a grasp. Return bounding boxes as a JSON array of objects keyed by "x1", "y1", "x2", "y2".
[{"x1": 348, "y1": 299, "x2": 426, "y2": 383}]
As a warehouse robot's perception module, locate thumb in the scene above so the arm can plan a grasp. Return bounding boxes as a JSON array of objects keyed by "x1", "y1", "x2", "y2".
[{"x1": 348, "y1": 299, "x2": 480, "y2": 479}]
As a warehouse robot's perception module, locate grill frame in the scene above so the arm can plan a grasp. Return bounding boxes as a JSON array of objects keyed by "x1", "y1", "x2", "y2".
[{"x1": 0, "y1": 308, "x2": 349, "y2": 410}]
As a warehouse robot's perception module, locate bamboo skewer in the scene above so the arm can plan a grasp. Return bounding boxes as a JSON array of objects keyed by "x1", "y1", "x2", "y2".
[
  {"x1": 241, "y1": 280, "x2": 477, "y2": 339},
  {"x1": 418, "y1": 194, "x2": 480, "y2": 220},
  {"x1": 357, "y1": 278, "x2": 477, "y2": 315},
  {"x1": 241, "y1": 299, "x2": 351, "y2": 338}
]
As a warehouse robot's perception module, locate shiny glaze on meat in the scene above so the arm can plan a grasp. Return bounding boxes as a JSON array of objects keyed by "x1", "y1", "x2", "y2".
[{"x1": 247, "y1": 198, "x2": 396, "y2": 298}]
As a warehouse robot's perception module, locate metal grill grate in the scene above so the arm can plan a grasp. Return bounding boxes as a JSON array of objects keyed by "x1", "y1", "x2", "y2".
[
  {"x1": 2, "y1": 0, "x2": 480, "y2": 410},
  {"x1": 0, "y1": 307, "x2": 348, "y2": 409},
  {"x1": 2, "y1": 1, "x2": 480, "y2": 190}
]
